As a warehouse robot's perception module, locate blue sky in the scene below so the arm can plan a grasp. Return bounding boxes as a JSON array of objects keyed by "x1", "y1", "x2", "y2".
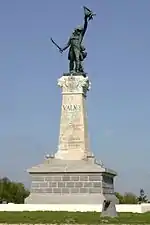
[{"x1": 0, "y1": 0, "x2": 150, "y2": 195}]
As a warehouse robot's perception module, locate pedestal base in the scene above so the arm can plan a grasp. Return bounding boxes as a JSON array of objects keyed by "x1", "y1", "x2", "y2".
[
  {"x1": 25, "y1": 157, "x2": 118, "y2": 204},
  {"x1": 25, "y1": 193, "x2": 118, "y2": 204}
]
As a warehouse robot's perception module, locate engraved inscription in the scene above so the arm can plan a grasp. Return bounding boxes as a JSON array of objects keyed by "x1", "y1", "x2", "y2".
[
  {"x1": 69, "y1": 124, "x2": 82, "y2": 130},
  {"x1": 68, "y1": 143, "x2": 81, "y2": 148},
  {"x1": 68, "y1": 136, "x2": 81, "y2": 141},
  {"x1": 63, "y1": 104, "x2": 81, "y2": 111},
  {"x1": 60, "y1": 143, "x2": 81, "y2": 150}
]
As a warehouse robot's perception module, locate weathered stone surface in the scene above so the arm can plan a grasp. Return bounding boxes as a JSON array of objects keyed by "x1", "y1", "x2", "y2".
[
  {"x1": 39, "y1": 182, "x2": 48, "y2": 188},
  {"x1": 62, "y1": 176, "x2": 70, "y2": 181},
  {"x1": 66, "y1": 182, "x2": 74, "y2": 187},
  {"x1": 89, "y1": 175, "x2": 101, "y2": 181},
  {"x1": 93, "y1": 182, "x2": 101, "y2": 187},
  {"x1": 80, "y1": 175, "x2": 88, "y2": 181},
  {"x1": 50, "y1": 182, "x2": 57, "y2": 187},
  {"x1": 80, "y1": 188, "x2": 88, "y2": 193},
  {"x1": 58, "y1": 182, "x2": 65, "y2": 187},
  {"x1": 26, "y1": 169, "x2": 119, "y2": 204},
  {"x1": 75, "y1": 182, "x2": 83, "y2": 188},
  {"x1": 32, "y1": 176, "x2": 44, "y2": 181},
  {"x1": 70, "y1": 188, "x2": 79, "y2": 193},
  {"x1": 89, "y1": 188, "x2": 101, "y2": 193},
  {"x1": 62, "y1": 188, "x2": 70, "y2": 194},
  {"x1": 53, "y1": 188, "x2": 61, "y2": 193},
  {"x1": 83, "y1": 182, "x2": 92, "y2": 187},
  {"x1": 55, "y1": 75, "x2": 92, "y2": 160},
  {"x1": 52, "y1": 176, "x2": 62, "y2": 181},
  {"x1": 25, "y1": 74, "x2": 118, "y2": 204},
  {"x1": 71, "y1": 176, "x2": 79, "y2": 181},
  {"x1": 44, "y1": 176, "x2": 53, "y2": 181}
]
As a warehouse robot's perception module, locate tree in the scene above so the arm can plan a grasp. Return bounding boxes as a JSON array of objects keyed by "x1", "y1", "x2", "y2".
[
  {"x1": 115, "y1": 192, "x2": 138, "y2": 204},
  {"x1": 0, "y1": 177, "x2": 29, "y2": 204},
  {"x1": 115, "y1": 192, "x2": 124, "y2": 204},
  {"x1": 137, "y1": 189, "x2": 148, "y2": 204},
  {"x1": 123, "y1": 192, "x2": 138, "y2": 204}
]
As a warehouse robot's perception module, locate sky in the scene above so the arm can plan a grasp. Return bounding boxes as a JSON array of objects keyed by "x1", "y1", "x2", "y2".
[{"x1": 0, "y1": 0, "x2": 150, "y2": 196}]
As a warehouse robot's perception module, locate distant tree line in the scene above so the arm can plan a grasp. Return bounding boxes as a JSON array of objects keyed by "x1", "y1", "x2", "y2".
[
  {"x1": 0, "y1": 177, "x2": 29, "y2": 204},
  {"x1": 115, "y1": 189, "x2": 149, "y2": 204}
]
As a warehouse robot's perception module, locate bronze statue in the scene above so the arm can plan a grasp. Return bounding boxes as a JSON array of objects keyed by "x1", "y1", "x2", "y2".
[{"x1": 51, "y1": 6, "x2": 96, "y2": 74}]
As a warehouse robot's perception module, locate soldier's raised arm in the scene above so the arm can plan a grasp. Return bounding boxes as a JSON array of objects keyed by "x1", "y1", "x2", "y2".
[
  {"x1": 81, "y1": 6, "x2": 96, "y2": 40},
  {"x1": 81, "y1": 16, "x2": 88, "y2": 39}
]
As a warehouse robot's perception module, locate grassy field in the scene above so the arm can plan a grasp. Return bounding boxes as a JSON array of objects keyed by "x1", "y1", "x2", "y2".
[{"x1": 0, "y1": 211, "x2": 149, "y2": 224}]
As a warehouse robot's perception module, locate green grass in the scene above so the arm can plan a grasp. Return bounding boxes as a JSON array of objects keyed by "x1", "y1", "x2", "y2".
[{"x1": 0, "y1": 211, "x2": 150, "y2": 224}]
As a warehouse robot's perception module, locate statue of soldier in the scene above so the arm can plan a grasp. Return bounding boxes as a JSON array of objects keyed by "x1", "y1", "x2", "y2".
[
  {"x1": 59, "y1": 18, "x2": 88, "y2": 73},
  {"x1": 51, "y1": 6, "x2": 96, "y2": 74}
]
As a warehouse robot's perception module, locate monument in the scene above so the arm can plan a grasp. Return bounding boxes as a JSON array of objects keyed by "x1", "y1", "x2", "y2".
[{"x1": 25, "y1": 6, "x2": 118, "y2": 204}]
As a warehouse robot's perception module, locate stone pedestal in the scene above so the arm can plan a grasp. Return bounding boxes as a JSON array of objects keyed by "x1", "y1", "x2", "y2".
[
  {"x1": 55, "y1": 74, "x2": 91, "y2": 160},
  {"x1": 25, "y1": 74, "x2": 118, "y2": 204}
]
